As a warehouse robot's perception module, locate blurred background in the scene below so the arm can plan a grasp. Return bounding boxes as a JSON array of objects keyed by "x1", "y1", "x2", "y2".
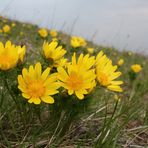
[{"x1": 0, "y1": 0, "x2": 148, "y2": 53}]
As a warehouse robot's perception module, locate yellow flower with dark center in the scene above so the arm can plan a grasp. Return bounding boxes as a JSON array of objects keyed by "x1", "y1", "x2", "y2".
[
  {"x1": 131, "y1": 64, "x2": 142, "y2": 73},
  {"x1": 43, "y1": 41, "x2": 66, "y2": 67},
  {"x1": 38, "y1": 28, "x2": 48, "y2": 38},
  {"x1": 71, "y1": 36, "x2": 87, "y2": 48},
  {"x1": 50, "y1": 29, "x2": 57, "y2": 37},
  {"x1": 96, "y1": 51, "x2": 123, "y2": 92},
  {"x1": 57, "y1": 53, "x2": 96, "y2": 99},
  {"x1": 117, "y1": 59, "x2": 124, "y2": 66},
  {"x1": 3, "y1": 25, "x2": 11, "y2": 33},
  {"x1": 18, "y1": 62, "x2": 60, "y2": 105}
]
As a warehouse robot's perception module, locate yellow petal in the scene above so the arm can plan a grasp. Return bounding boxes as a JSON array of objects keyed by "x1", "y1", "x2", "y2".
[
  {"x1": 41, "y1": 67, "x2": 50, "y2": 81},
  {"x1": 75, "y1": 91, "x2": 84, "y2": 100},
  {"x1": 28, "y1": 97, "x2": 41, "y2": 104},
  {"x1": 41, "y1": 96, "x2": 54, "y2": 104}
]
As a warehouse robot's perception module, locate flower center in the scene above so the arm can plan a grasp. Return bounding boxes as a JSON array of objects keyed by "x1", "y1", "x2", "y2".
[
  {"x1": 67, "y1": 71, "x2": 83, "y2": 90},
  {"x1": 98, "y1": 72, "x2": 110, "y2": 86},
  {"x1": 27, "y1": 80, "x2": 45, "y2": 98}
]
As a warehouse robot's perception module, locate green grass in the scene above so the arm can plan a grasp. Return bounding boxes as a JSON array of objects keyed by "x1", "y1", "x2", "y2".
[{"x1": 0, "y1": 16, "x2": 148, "y2": 148}]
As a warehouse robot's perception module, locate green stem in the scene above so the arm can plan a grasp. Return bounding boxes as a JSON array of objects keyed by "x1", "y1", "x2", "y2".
[{"x1": 2, "y1": 72, "x2": 20, "y2": 110}]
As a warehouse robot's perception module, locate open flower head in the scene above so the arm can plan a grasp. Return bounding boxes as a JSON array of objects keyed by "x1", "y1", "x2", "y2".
[
  {"x1": 71, "y1": 36, "x2": 87, "y2": 48},
  {"x1": 131, "y1": 64, "x2": 142, "y2": 73},
  {"x1": 0, "y1": 41, "x2": 19, "y2": 70},
  {"x1": 50, "y1": 29, "x2": 57, "y2": 37},
  {"x1": 96, "y1": 51, "x2": 123, "y2": 92},
  {"x1": 18, "y1": 62, "x2": 60, "y2": 105},
  {"x1": 57, "y1": 53, "x2": 96, "y2": 99},
  {"x1": 43, "y1": 41, "x2": 66, "y2": 67},
  {"x1": 38, "y1": 28, "x2": 48, "y2": 38},
  {"x1": 3, "y1": 25, "x2": 11, "y2": 33}
]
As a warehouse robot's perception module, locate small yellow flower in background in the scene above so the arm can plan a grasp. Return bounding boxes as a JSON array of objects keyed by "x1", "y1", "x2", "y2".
[
  {"x1": 3, "y1": 19, "x2": 7, "y2": 23},
  {"x1": 3, "y1": 25, "x2": 11, "y2": 33},
  {"x1": 0, "y1": 29, "x2": 2, "y2": 33},
  {"x1": 17, "y1": 45, "x2": 26, "y2": 63},
  {"x1": 50, "y1": 29, "x2": 57, "y2": 37},
  {"x1": 114, "y1": 94, "x2": 121, "y2": 102},
  {"x1": 20, "y1": 32, "x2": 24, "y2": 36},
  {"x1": 113, "y1": 52, "x2": 117, "y2": 56},
  {"x1": 96, "y1": 51, "x2": 123, "y2": 92},
  {"x1": 57, "y1": 53, "x2": 96, "y2": 100},
  {"x1": 128, "y1": 51, "x2": 132, "y2": 56},
  {"x1": 38, "y1": 28, "x2": 48, "y2": 38},
  {"x1": 131, "y1": 64, "x2": 142, "y2": 73},
  {"x1": 87, "y1": 47, "x2": 94, "y2": 54},
  {"x1": 71, "y1": 36, "x2": 87, "y2": 48},
  {"x1": 52, "y1": 37, "x2": 58, "y2": 42},
  {"x1": 18, "y1": 62, "x2": 60, "y2": 105},
  {"x1": 43, "y1": 41, "x2": 66, "y2": 67},
  {"x1": 11, "y1": 23, "x2": 16, "y2": 27},
  {"x1": 117, "y1": 59, "x2": 124, "y2": 66},
  {"x1": 0, "y1": 41, "x2": 18, "y2": 70}
]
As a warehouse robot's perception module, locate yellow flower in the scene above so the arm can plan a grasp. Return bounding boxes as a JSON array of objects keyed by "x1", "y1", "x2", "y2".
[
  {"x1": 87, "y1": 47, "x2": 94, "y2": 54},
  {"x1": 128, "y1": 52, "x2": 132, "y2": 56},
  {"x1": 20, "y1": 32, "x2": 24, "y2": 36},
  {"x1": 131, "y1": 64, "x2": 142, "y2": 73},
  {"x1": 114, "y1": 94, "x2": 121, "y2": 102},
  {"x1": 11, "y1": 23, "x2": 16, "y2": 27},
  {"x1": 50, "y1": 29, "x2": 57, "y2": 37},
  {"x1": 38, "y1": 28, "x2": 48, "y2": 38},
  {"x1": 0, "y1": 41, "x2": 19, "y2": 70},
  {"x1": 96, "y1": 51, "x2": 123, "y2": 92},
  {"x1": 0, "y1": 41, "x2": 26, "y2": 70},
  {"x1": 117, "y1": 59, "x2": 124, "y2": 66},
  {"x1": 17, "y1": 45, "x2": 26, "y2": 63},
  {"x1": 57, "y1": 53, "x2": 96, "y2": 99},
  {"x1": 18, "y1": 62, "x2": 60, "y2": 105},
  {"x1": 43, "y1": 41, "x2": 66, "y2": 67},
  {"x1": 3, "y1": 25, "x2": 11, "y2": 33},
  {"x1": 52, "y1": 37, "x2": 58, "y2": 42},
  {"x1": 71, "y1": 36, "x2": 87, "y2": 48},
  {"x1": 54, "y1": 58, "x2": 69, "y2": 68}
]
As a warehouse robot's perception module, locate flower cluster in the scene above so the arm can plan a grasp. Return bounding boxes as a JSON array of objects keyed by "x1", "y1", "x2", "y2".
[{"x1": 0, "y1": 39, "x2": 124, "y2": 105}]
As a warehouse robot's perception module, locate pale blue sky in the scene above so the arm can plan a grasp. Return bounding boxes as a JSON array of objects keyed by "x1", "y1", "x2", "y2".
[{"x1": 0, "y1": 0, "x2": 148, "y2": 53}]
